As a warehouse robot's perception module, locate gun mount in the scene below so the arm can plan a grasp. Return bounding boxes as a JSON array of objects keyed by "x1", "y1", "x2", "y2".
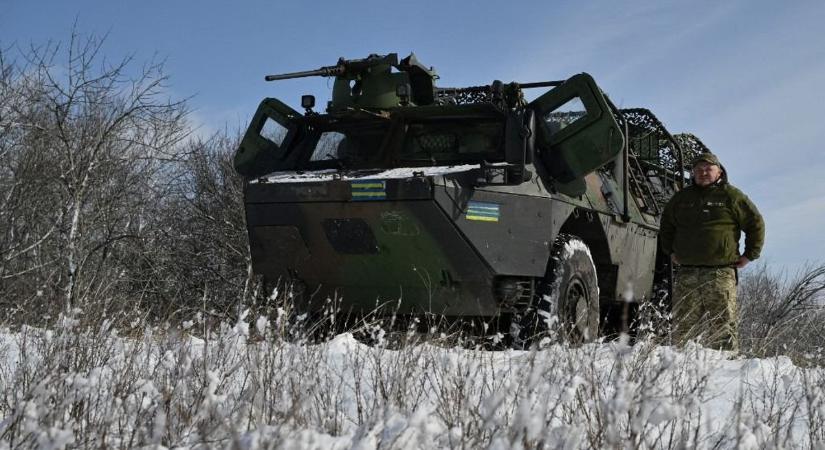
[{"x1": 265, "y1": 53, "x2": 439, "y2": 111}]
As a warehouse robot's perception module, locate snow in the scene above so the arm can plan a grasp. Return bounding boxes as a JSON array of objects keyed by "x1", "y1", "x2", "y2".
[
  {"x1": 254, "y1": 165, "x2": 480, "y2": 184},
  {"x1": 1, "y1": 319, "x2": 824, "y2": 449}
]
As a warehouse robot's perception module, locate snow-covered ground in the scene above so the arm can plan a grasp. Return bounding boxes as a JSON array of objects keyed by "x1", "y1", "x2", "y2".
[{"x1": 1, "y1": 314, "x2": 823, "y2": 449}]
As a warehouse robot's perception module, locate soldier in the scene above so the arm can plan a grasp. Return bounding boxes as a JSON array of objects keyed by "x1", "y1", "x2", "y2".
[{"x1": 660, "y1": 152, "x2": 765, "y2": 351}]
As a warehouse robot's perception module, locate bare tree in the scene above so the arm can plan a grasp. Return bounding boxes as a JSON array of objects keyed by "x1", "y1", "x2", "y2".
[
  {"x1": 0, "y1": 30, "x2": 189, "y2": 317},
  {"x1": 135, "y1": 133, "x2": 251, "y2": 319}
]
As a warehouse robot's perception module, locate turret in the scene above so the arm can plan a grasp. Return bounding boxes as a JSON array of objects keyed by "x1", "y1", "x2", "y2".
[{"x1": 264, "y1": 53, "x2": 438, "y2": 111}]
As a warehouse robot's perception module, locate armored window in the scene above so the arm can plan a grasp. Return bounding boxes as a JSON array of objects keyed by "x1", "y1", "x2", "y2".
[
  {"x1": 260, "y1": 116, "x2": 288, "y2": 146},
  {"x1": 544, "y1": 96, "x2": 587, "y2": 137},
  {"x1": 310, "y1": 132, "x2": 347, "y2": 161},
  {"x1": 298, "y1": 125, "x2": 387, "y2": 169}
]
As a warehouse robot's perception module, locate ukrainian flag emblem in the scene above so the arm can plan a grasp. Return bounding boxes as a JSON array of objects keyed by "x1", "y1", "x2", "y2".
[
  {"x1": 466, "y1": 201, "x2": 500, "y2": 222},
  {"x1": 351, "y1": 180, "x2": 386, "y2": 201}
]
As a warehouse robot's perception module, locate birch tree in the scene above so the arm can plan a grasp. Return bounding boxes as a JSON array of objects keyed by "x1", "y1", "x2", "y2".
[{"x1": 0, "y1": 31, "x2": 189, "y2": 315}]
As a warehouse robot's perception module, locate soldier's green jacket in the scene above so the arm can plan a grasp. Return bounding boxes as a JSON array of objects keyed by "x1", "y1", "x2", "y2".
[{"x1": 660, "y1": 182, "x2": 765, "y2": 266}]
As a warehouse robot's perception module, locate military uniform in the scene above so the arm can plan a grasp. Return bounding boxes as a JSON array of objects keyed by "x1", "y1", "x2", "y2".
[{"x1": 660, "y1": 153, "x2": 765, "y2": 351}]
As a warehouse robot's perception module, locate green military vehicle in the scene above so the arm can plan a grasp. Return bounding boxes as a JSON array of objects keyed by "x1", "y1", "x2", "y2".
[{"x1": 234, "y1": 53, "x2": 707, "y2": 341}]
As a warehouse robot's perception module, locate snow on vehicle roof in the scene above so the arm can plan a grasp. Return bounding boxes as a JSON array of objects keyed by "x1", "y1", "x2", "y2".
[{"x1": 253, "y1": 164, "x2": 480, "y2": 183}]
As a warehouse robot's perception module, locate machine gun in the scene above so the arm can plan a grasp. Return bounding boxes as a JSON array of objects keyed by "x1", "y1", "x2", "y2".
[
  {"x1": 264, "y1": 53, "x2": 438, "y2": 111},
  {"x1": 265, "y1": 53, "x2": 397, "y2": 81}
]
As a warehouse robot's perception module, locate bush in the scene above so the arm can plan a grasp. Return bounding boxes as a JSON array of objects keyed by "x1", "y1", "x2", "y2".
[{"x1": 739, "y1": 263, "x2": 825, "y2": 364}]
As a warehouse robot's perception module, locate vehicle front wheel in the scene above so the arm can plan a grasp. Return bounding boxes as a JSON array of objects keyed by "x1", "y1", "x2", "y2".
[{"x1": 519, "y1": 234, "x2": 600, "y2": 345}]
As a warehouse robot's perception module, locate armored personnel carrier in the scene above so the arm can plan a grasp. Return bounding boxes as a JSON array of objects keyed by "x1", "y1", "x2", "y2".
[{"x1": 234, "y1": 53, "x2": 708, "y2": 341}]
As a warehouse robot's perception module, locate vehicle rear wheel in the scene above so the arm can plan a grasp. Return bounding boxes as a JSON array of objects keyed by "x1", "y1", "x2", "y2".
[{"x1": 519, "y1": 234, "x2": 600, "y2": 345}]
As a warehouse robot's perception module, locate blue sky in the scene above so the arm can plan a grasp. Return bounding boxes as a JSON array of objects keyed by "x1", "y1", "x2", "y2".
[{"x1": 2, "y1": 0, "x2": 823, "y2": 272}]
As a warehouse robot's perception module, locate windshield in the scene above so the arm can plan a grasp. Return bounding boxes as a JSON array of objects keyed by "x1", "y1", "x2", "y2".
[
  {"x1": 307, "y1": 129, "x2": 387, "y2": 165},
  {"x1": 295, "y1": 118, "x2": 504, "y2": 171}
]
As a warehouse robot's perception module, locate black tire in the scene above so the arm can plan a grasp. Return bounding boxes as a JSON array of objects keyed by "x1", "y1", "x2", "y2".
[{"x1": 520, "y1": 234, "x2": 600, "y2": 345}]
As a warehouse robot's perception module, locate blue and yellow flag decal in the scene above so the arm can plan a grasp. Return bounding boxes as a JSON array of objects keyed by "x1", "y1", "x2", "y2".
[
  {"x1": 466, "y1": 201, "x2": 500, "y2": 222},
  {"x1": 351, "y1": 180, "x2": 386, "y2": 201}
]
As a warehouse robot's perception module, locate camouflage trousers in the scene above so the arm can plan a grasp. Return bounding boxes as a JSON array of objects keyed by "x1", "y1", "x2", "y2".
[{"x1": 671, "y1": 267, "x2": 739, "y2": 351}]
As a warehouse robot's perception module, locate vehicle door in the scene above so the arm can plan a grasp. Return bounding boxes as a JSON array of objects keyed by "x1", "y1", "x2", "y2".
[
  {"x1": 529, "y1": 73, "x2": 624, "y2": 184},
  {"x1": 234, "y1": 98, "x2": 303, "y2": 177}
]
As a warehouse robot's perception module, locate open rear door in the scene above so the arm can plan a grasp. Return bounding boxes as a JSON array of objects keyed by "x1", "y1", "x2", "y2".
[
  {"x1": 529, "y1": 73, "x2": 624, "y2": 183},
  {"x1": 234, "y1": 98, "x2": 302, "y2": 177}
]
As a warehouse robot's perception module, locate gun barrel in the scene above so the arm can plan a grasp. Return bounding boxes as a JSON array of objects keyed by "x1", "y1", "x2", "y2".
[
  {"x1": 264, "y1": 65, "x2": 344, "y2": 81},
  {"x1": 518, "y1": 80, "x2": 564, "y2": 89}
]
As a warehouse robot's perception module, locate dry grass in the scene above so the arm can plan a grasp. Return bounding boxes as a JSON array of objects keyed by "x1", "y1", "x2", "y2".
[{"x1": 0, "y1": 264, "x2": 823, "y2": 449}]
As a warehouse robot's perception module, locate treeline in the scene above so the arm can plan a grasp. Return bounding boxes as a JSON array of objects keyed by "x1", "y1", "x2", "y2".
[{"x1": 0, "y1": 33, "x2": 253, "y2": 324}]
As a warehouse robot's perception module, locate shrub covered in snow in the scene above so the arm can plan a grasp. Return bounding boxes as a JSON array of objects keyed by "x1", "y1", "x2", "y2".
[{"x1": 1, "y1": 294, "x2": 824, "y2": 449}]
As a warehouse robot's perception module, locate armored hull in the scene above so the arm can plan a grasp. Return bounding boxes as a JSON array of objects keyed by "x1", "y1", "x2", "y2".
[{"x1": 245, "y1": 166, "x2": 564, "y2": 316}]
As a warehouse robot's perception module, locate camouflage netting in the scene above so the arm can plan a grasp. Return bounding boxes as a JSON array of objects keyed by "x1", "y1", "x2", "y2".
[{"x1": 674, "y1": 132, "x2": 712, "y2": 172}]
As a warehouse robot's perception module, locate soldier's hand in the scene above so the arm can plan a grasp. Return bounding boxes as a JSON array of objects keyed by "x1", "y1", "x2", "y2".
[
  {"x1": 733, "y1": 256, "x2": 750, "y2": 269},
  {"x1": 670, "y1": 254, "x2": 679, "y2": 265}
]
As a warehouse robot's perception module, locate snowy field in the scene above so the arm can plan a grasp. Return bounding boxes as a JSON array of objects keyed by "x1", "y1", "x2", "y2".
[{"x1": 1, "y1": 312, "x2": 824, "y2": 450}]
